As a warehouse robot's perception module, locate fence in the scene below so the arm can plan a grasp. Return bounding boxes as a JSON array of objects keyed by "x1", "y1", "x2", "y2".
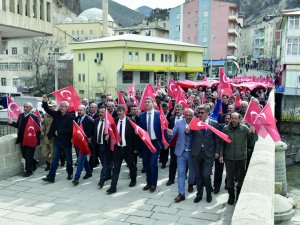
[
  {"x1": 281, "y1": 113, "x2": 300, "y2": 122},
  {"x1": 0, "y1": 121, "x2": 17, "y2": 137}
]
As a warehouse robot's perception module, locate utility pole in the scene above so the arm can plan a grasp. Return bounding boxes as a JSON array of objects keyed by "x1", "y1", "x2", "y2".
[{"x1": 210, "y1": 34, "x2": 216, "y2": 77}]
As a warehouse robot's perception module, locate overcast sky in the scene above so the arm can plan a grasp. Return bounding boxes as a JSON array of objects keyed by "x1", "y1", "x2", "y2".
[{"x1": 112, "y1": 0, "x2": 185, "y2": 10}]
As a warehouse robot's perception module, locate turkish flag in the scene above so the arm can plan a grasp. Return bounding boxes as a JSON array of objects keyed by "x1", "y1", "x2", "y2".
[
  {"x1": 104, "y1": 109, "x2": 121, "y2": 151},
  {"x1": 187, "y1": 95, "x2": 194, "y2": 103},
  {"x1": 139, "y1": 84, "x2": 156, "y2": 111},
  {"x1": 244, "y1": 99, "x2": 262, "y2": 125},
  {"x1": 218, "y1": 67, "x2": 232, "y2": 97},
  {"x1": 235, "y1": 93, "x2": 241, "y2": 109},
  {"x1": 175, "y1": 91, "x2": 189, "y2": 108},
  {"x1": 189, "y1": 117, "x2": 232, "y2": 143},
  {"x1": 126, "y1": 82, "x2": 135, "y2": 98},
  {"x1": 253, "y1": 102, "x2": 281, "y2": 142},
  {"x1": 167, "y1": 78, "x2": 180, "y2": 98},
  {"x1": 7, "y1": 96, "x2": 22, "y2": 119},
  {"x1": 159, "y1": 107, "x2": 169, "y2": 147},
  {"x1": 23, "y1": 116, "x2": 40, "y2": 148},
  {"x1": 34, "y1": 108, "x2": 42, "y2": 123},
  {"x1": 52, "y1": 86, "x2": 81, "y2": 112},
  {"x1": 117, "y1": 90, "x2": 128, "y2": 114},
  {"x1": 72, "y1": 121, "x2": 91, "y2": 155},
  {"x1": 128, "y1": 119, "x2": 156, "y2": 153}
]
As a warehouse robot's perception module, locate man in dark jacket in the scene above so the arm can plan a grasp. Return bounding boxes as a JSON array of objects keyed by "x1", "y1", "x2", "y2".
[
  {"x1": 41, "y1": 94, "x2": 74, "y2": 183},
  {"x1": 219, "y1": 112, "x2": 258, "y2": 205},
  {"x1": 8, "y1": 102, "x2": 40, "y2": 177}
]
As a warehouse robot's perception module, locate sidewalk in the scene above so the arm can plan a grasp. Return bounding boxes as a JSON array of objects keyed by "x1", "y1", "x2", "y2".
[
  {"x1": 0, "y1": 159, "x2": 234, "y2": 225},
  {"x1": 241, "y1": 69, "x2": 272, "y2": 77}
]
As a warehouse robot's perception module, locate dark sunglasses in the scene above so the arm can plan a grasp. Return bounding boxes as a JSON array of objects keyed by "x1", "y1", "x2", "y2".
[{"x1": 198, "y1": 111, "x2": 205, "y2": 114}]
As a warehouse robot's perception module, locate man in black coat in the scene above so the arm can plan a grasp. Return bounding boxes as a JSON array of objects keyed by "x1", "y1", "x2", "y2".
[
  {"x1": 106, "y1": 105, "x2": 139, "y2": 194},
  {"x1": 8, "y1": 102, "x2": 40, "y2": 177},
  {"x1": 87, "y1": 103, "x2": 99, "y2": 120},
  {"x1": 41, "y1": 94, "x2": 74, "y2": 183}
]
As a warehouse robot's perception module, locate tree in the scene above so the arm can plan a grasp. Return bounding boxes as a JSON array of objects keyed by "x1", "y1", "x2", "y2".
[{"x1": 23, "y1": 36, "x2": 65, "y2": 95}]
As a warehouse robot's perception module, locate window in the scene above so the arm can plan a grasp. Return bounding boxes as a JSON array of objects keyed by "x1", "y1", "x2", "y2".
[
  {"x1": 287, "y1": 38, "x2": 300, "y2": 55},
  {"x1": 128, "y1": 51, "x2": 132, "y2": 61},
  {"x1": 72, "y1": 30, "x2": 75, "y2": 35},
  {"x1": 203, "y1": 23, "x2": 208, "y2": 30},
  {"x1": 288, "y1": 16, "x2": 300, "y2": 30},
  {"x1": 122, "y1": 71, "x2": 133, "y2": 83},
  {"x1": 175, "y1": 55, "x2": 178, "y2": 62},
  {"x1": 96, "y1": 52, "x2": 103, "y2": 61},
  {"x1": 146, "y1": 53, "x2": 150, "y2": 61},
  {"x1": 79, "y1": 90, "x2": 84, "y2": 95},
  {"x1": 13, "y1": 78, "x2": 18, "y2": 86},
  {"x1": 23, "y1": 47, "x2": 29, "y2": 54},
  {"x1": 21, "y1": 62, "x2": 32, "y2": 70},
  {"x1": 165, "y1": 54, "x2": 168, "y2": 62},
  {"x1": 140, "y1": 72, "x2": 150, "y2": 83},
  {"x1": 161, "y1": 54, "x2": 164, "y2": 62},
  {"x1": 82, "y1": 53, "x2": 85, "y2": 61},
  {"x1": 176, "y1": 25, "x2": 180, "y2": 32},
  {"x1": 0, "y1": 63, "x2": 8, "y2": 70},
  {"x1": 9, "y1": 63, "x2": 20, "y2": 70},
  {"x1": 135, "y1": 52, "x2": 139, "y2": 61},
  {"x1": 176, "y1": 13, "x2": 180, "y2": 20},
  {"x1": 152, "y1": 53, "x2": 155, "y2": 61},
  {"x1": 12, "y1": 47, "x2": 17, "y2": 55},
  {"x1": 169, "y1": 54, "x2": 172, "y2": 62},
  {"x1": 90, "y1": 30, "x2": 93, "y2": 35},
  {"x1": 203, "y1": 11, "x2": 208, "y2": 17},
  {"x1": 1, "y1": 78, "x2": 6, "y2": 86},
  {"x1": 78, "y1": 74, "x2": 81, "y2": 82},
  {"x1": 78, "y1": 53, "x2": 81, "y2": 61},
  {"x1": 202, "y1": 36, "x2": 208, "y2": 43},
  {"x1": 82, "y1": 74, "x2": 85, "y2": 82},
  {"x1": 77, "y1": 30, "x2": 79, "y2": 35},
  {"x1": 81, "y1": 30, "x2": 84, "y2": 35}
]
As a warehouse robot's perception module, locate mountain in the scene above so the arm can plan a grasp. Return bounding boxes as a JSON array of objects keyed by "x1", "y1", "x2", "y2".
[
  {"x1": 136, "y1": 6, "x2": 152, "y2": 17},
  {"x1": 80, "y1": 0, "x2": 145, "y2": 27},
  {"x1": 55, "y1": 0, "x2": 81, "y2": 15}
]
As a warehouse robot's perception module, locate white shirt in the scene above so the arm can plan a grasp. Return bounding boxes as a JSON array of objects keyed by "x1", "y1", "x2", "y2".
[
  {"x1": 146, "y1": 109, "x2": 157, "y2": 140},
  {"x1": 175, "y1": 115, "x2": 183, "y2": 123},
  {"x1": 117, "y1": 117, "x2": 126, "y2": 147},
  {"x1": 78, "y1": 114, "x2": 86, "y2": 124},
  {"x1": 97, "y1": 119, "x2": 105, "y2": 144}
]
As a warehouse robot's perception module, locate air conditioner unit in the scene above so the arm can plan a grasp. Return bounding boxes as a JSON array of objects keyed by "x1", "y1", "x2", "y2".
[{"x1": 94, "y1": 58, "x2": 101, "y2": 64}]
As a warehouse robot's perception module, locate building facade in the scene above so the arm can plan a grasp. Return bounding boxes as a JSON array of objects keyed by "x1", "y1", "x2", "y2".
[{"x1": 70, "y1": 34, "x2": 204, "y2": 100}]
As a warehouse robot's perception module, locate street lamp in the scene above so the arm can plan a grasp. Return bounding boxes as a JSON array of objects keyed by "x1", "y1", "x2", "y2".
[
  {"x1": 48, "y1": 48, "x2": 63, "y2": 91},
  {"x1": 210, "y1": 34, "x2": 216, "y2": 77}
]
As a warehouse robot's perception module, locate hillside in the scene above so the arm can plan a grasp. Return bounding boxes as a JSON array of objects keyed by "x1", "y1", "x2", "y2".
[
  {"x1": 136, "y1": 6, "x2": 153, "y2": 17},
  {"x1": 80, "y1": 0, "x2": 145, "y2": 27}
]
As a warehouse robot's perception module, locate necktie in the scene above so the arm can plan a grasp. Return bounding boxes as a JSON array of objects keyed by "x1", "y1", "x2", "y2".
[
  {"x1": 202, "y1": 120, "x2": 206, "y2": 135},
  {"x1": 78, "y1": 116, "x2": 82, "y2": 124},
  {"x1": 97, "y1": 120, "x2": 104, "y2": 144},
  {"x1": 147, "y1": 112, "x2": 152, "y2": 139},
  {"x1": 119, "y1": 120, "x2": 123, "y2": 146}
]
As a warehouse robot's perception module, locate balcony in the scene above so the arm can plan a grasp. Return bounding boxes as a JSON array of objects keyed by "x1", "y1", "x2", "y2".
[
  {"x1": 227, "y1": 55, "x2": 237, "y2": 61},
  {"x1": 228, "y1": 28, "x2": 239, "y2": 36},
  {"x1": 228, "y1": 42, "x2": 238, "y2": 49},
  {"x1": 228, "y1": 15, "x2": 239, "y2": 23}
]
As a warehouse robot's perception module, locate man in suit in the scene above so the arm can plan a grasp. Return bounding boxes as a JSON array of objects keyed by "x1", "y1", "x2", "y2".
[
  {"x1": 106, "y1": 101, "x2": 118, "y2": 118},
  {"x1": 106, "y1": 105, "x2": 139, "y2": 194},
  {"x1": 41, "y1": 95, "x2": 74, "y2": 183},
  {"x1": 72, "y1": 105, "x2": 94, "y2": 185},
  {"x1": 87, "y1": 103, "x2": 99, "y2": 120},
  {"x1": 128, "y1": 104, "x2": 140, "y2": 167},
  {"x1": 192, "y1": 104, "x2": 220, "y2": 203},
  {"x1": 139, "y1": 97, "x2": 165, "y2": 192},
  {"x1": 93, "y1": 107, "x2": 113, "y2": 188},
  {"x1": 167, "y1": 108, "x2": 195, "y2": 202},
  {"x1": 8, "y1": 102, "x2": 40, "y2": 177}
]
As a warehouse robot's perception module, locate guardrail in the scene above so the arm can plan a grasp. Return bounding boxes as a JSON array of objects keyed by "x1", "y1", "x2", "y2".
[{"x1": 0, "y1": 121, "x2": 17, "y2": 137}]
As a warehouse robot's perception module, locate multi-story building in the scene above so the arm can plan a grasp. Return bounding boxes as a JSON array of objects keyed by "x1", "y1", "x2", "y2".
[
  {"x1": 169, "y1": 0, "x2": 240, "y2": 77},
  {"x1": 238, "y1": 24, "x2": 255, "y2": 67},
  {"x1": 279, "y1": 9, "x2": 300, "y2": 100},
  {"x1": 0, "y1": 0, "x2": 53, "y2": 96},
  {"x1": 70, "y1": 34, "x2": 205, "y2": 100}
]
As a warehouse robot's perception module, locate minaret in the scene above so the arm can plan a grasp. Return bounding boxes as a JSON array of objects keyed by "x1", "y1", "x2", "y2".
[{"x1": 102, "y1": 0, "x2": 108, "y2": 37}]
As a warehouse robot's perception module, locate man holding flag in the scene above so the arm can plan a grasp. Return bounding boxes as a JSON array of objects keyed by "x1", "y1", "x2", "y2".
[{"x1": 8, "y1": 102, "x2": 40, "y2": 177}]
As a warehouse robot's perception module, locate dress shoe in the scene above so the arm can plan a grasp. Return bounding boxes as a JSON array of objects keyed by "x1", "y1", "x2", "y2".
[
  {"x1": 207, "y1": 193, "x2": 212, "y2": 203},
  {"x1": 32, "y1": 165, "x2": 37, "y2": 172},
  {"x1": 23, "y1": 171, "x2": 32, "y2": 177},
  {"x1": 129, "y1": 180, "x2": 136, "y2": 187},
  {"x1": 42, "y1": 176, "x2": 54, "y2": 183},
  {"x1": 141, "y1": 168, "x2": 145, "y2": 173},
  {"x1": 72, "y1": 179, "x2": 79, "y2": 186},
  {"x1": 143, "y1": 184, "x2": 151, "y2": 191},
  {"x1": 97, "y1": 181, "x2": 104, "y2": 189},
  {"x1": 67, "y1": 174, "x2": 73, "y2": 180},
  {"x1": 166, "y1": 180, "x2": 174, "y2": 186},
  {"x1": 75, "y1": 161, "x2": 78, "y2": 166},
  {"x1": 194, "y1": 196, "x2": 202, "y2": 203},
  {"x1": 174, "y1": 194, "x2": 185, "y2": 203},
  {"x1": 83, "y1": 173, "x2": 92, "y2": 180},
  {"x1": 188, "y1": 184, "x2": 194, "y2": 193},
  {"x1": 213, "y1": 187, "x2": 220, "y2": 194},
  {"x1": 149, "y1": 185, "x2": 156, "y2": 192},
  {"x1": 161, "y1": 163, "x2": 166, "y2": 169},
  {"x1": 106, "y1": 187, "x2": 116, "y2": 194}
]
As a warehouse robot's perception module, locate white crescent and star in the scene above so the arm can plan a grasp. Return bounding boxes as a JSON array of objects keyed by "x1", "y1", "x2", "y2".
[
  {"x1": 27, "y1": 126, "x2": 36, "y2": 136},
  {"x1": 196, "y1": 122, "x2": 206, "y2": 128},
  {"x1": 8, "y1": 103, "x2": 20, "y2": 112},
  {"x1": 136, "y1": 126, "x2": 146, "y2": 141},
  {"x1": 76, "y1": 130, "x2": 85, "y2": 141},
  {"x1": 60, "y1": 90, "x2": 72, "y2": 100}
]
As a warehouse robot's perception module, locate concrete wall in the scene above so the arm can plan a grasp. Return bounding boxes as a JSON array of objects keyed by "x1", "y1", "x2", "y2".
[
  {"x1": 232, "y1": 90, "x2": 275, "y2": 225},
  {"x1": 0, "y1": 134, "x2": 44, "y2": 180}
]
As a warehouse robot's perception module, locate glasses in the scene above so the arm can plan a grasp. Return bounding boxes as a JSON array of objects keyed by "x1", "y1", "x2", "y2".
[{"x1": 198, "y1": 111, "x2": 205, "y2": 114}]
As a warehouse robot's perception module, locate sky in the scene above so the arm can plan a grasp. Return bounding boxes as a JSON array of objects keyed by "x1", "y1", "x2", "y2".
[{"x1": 111, "y1": 0, "x2": 185, "y2": 10}]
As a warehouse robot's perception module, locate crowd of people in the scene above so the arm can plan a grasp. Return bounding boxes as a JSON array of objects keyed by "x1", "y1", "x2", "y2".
[{"x1": 8, "y1": 83, "x2": 271, "y2": 206}]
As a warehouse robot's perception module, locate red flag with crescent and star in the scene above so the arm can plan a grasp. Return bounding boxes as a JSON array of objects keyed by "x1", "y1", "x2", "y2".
[
  {"x1": 139, "y1": 84, "x2": 156, "y2": 111},
  {"x1": 104, "y1": 109, "x2": 121, "y2": 151},
  {"x1": 117, "y1": 90, "x2": 128, "y2": 114},
  {"x1": 159, "y1": 107, "x2": 169, "y2": 147},
  {"x1": 72, "y1": 121, "x2": 91, "y2": 155},
  {"x1": 7, "y1": 96, "x2": 22, "y2": 119},
  {"x1": 23, "y1": 116, "x2": 40, "y2": 148},
  {"x1": 52, "y1": 86, "x2": 81, "y2": 112},
  {"x1": 218, "y1": 67, "x2": 232, "y2": 97},
  {"x1": 175, "y1": 91, "x2": 189, "y2": 109},
  {"x1": 126, "y1": 82, "x2": 135, "y2": 98},
  {"x1": 34, "y1": 108, "x2": 42, "y2": 123},
  {"x1": 189, "y1": 117, "x2": 232, "y2": 143},
  {"x1": 128, "y1": 119, "x2": 156, "y2": 153},
  {"x1": 167, "y1": 78, "x2": 180, "y2": 98}
]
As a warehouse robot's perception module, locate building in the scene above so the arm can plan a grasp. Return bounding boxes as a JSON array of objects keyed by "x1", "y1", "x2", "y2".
[
  {"x1": 169, "y1": 0, "x2": 241, "y2": 77},
  {"x1": 279, "y1": 9, "x2": 300, "y2": 100},
  {"x1": 70, "y1": 34, "x2": 205, "y2": 100},
  {"x1": 0, "y1": 0, "x2": 53, "y2": 96}
]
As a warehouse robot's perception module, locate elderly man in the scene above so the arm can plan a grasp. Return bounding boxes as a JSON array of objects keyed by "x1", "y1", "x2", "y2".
[
  {"x1": 219, "y1": 112, "x2": 258, "y2": 205},
  {"x1": 237, "y1": 101, "x2": 249, "y2": 118},
  {"x1": 87, "y1": 103, "x2": 99, "y2": 120},
  {"x1": 8, "y1": 102, "x2": 40, "y2": 177},
  {"x1": 106, "y1": 101, "x2": 118, "y2": 118},
  {"x1": 42, "y1": 95, "x2": 74, "y2": 183}
]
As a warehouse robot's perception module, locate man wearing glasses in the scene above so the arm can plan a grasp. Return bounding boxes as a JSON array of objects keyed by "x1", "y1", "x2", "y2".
[{"x1": 41, "y1": 94, "x2": 74, "y2": 183}]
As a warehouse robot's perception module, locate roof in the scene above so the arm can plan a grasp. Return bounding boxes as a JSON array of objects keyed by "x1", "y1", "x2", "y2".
[
  {"x1": 282, "y1": 8, "x2": 300, "y2": 16},
  {"x1": 74, "y1": 34, "x2": 203, "y2": 48},
  {"x1": 78, "y1": 8, "x2": 114, "y2": 22}
]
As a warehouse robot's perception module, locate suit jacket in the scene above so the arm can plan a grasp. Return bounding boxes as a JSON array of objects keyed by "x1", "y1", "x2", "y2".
[
  {"x1": 10, "y1": 113, "x2": 41, "y2": 145},
  {"x1": 172, "y1": 118, "x2": 192, "y2": 157},
  {"x1": 114, "y1": 117, "x2": 139, "y2": 152},
  {"x1": 92, "y1": 117, "x2": 107, "y2": 148},
  {"x1": 168, "y1": 116, "x2": 177, "y2": 147},
  {"x1": 87, "y1": 113, "x2": 99, "y2": 120},
  {"x1": 75, "y1": 115, "x2": 94, "y2": 138},
  {"x1": 138, "y1": 110, "x2": 162, "y2": 149},
  {"x1": 191, "y1": 118, "x2": 220, "y2": 162}
]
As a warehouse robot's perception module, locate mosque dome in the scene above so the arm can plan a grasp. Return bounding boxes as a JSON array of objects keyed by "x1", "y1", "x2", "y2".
[
  {"x1": 76, "y1": 15, "x2": 88, "y2": 22},
  {"x1": 78, "y1": 8, "x2": 114, "y2": 22},
  {"x1": 64, "y1": 17, "x2": 73, "y2": 23}
]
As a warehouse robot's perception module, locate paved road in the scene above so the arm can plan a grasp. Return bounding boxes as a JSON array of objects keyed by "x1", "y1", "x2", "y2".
[{"x1": 0, "y1": 158, "x2": 234, "y2": 225}]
